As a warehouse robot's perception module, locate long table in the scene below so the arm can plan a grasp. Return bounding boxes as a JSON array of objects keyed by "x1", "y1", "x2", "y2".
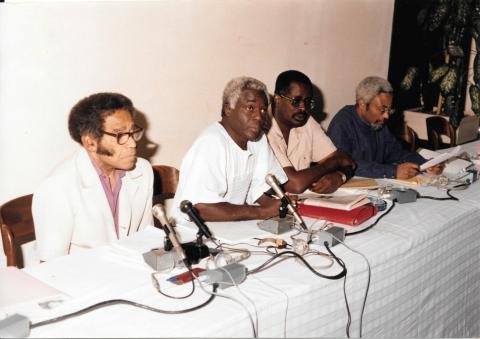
[{"x1": 3, "y1": 142, "x2": 480, "y2": 338}]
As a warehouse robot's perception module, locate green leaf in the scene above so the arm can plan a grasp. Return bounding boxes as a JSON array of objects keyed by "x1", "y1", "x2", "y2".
[
  {"x1": 429, "y1": 65, "x2": 449, "y2": 83},
  {"x1": 427, "y1": 1, "x2": 450, "y2": 32},
  {"x1": 400, "y1": 67, "x2": 418, "y2": 91},
  {"x1": 470, "y1": 84, "x2": 480, "y2": 115},
  {"x1": 474, "y1": 53, "x2": 480, "y2": 84},
  {"x1": 440, "y1": 68, "x2": 458, "y2": 95}
]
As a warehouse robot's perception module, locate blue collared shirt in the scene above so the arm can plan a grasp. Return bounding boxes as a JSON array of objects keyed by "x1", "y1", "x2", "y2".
[{"x1": 327, "y1": 105, "x2": 425, "y2": 178}]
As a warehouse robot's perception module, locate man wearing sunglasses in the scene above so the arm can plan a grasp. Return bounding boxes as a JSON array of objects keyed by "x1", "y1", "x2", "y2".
[
  {"x1": 327, "y1": 76, "x2": 443, "y2": 179},
  {"x1": 32, "y1": 92, "x2": 153, "y2": 261},
  {"x1": 267, "y1": 70, "x2": 356, "y2": 194}
]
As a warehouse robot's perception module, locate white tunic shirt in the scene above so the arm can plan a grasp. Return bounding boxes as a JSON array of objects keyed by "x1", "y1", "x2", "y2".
[{"x1": 171, "y1": 122, "x2": 287, "y2": 223}]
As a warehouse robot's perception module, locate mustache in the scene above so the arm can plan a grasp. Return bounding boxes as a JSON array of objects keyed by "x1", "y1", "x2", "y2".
[{"x1": 292, "y1": 112, "x2": 308, "y2": 118}]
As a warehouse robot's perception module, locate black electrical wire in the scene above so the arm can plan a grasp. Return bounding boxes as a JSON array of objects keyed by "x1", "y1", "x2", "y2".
[
  {"x1": 30, "y1": 283, "x2": 219, "y2": 329},
  {"x1": 417, "y1": 189, "x2": 459, "y2": 201},
  {"x1": 343, "y1": 272, "x2": 351, "y2": 338},
  {"x1": 247, "y1": 249, "x2": 347, "y2": 280},
  {"x1": 322, "y1": 242, "x2": 351, "y2": 337},
  {"x1": 345, "y1": 200, "x2": 396, "y2": 236},
  {"x1": 152, "y1": 270, "x2": 196, "y2": 299}
]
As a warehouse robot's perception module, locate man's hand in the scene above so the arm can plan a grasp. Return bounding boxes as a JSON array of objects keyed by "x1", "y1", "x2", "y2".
[
  {"x1": 425, "y1": 162, "x2": 445, "y2": 175},
  {"x1": 334, "y1": 149, "x2": 357, "y2": 170},
  {"x1": 396, "y1": 162, "x2": 420, "y2": 179},
  {"x1": 256, "y1": 194, "x2": 284, "y2": 219},
  {"x1": 310, "y1": 172, "x2": 343, "y2": 194},
  {"x1": 318, "y1": 150, "x2": 356, "y2": 173}
]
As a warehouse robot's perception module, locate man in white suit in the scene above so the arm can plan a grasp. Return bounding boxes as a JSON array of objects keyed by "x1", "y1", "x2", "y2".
[{"x1": 33, "y1": 93, "x2": 153, "y2": 261}]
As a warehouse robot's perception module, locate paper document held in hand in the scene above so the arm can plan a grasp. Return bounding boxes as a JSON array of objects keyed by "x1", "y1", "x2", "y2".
[{"x1": 419, "y1": 146, "x2": 461, "y2": 171}]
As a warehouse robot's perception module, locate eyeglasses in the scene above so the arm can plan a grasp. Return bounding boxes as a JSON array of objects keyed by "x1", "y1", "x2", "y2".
[
  {"x1": 278, "y1": 94, "x2": 315, "y2": 110},
  {"x1": 380, "y1": 107, "x2": 395, "y2": 115},
  {"x1": 369, "y1": 101, "x2": 395, "y2": 115},
  {"x1": 375, "y1": 105, "x2": 395, "y2": 116},
  {"x1": 101, "y1": 125, "x2": 144, "y2": 145}
]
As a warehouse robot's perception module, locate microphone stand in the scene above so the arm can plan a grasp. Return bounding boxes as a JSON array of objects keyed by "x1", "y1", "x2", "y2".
[
  {"x1": 163, "y1": 233, "x2": 173, "y2": 251},
  {"x1": 179, "y1": 231, "x2": 211, "y2": 265},
  {"x1": 155, "y1": 220, "x2": 210, "y2": 266}
]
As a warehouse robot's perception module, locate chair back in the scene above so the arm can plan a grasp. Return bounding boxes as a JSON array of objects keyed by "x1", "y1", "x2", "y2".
[
  {"x1": 456, "y1": 115, "x2": 480, "y2": 144},
  {"x1": 152, "y1": 165, "x2": 180, "y2": 199},
  {"x1": 0, "y1": 194, "x2": 35, "y2": 267},
  {"x1": 426, "y1": 116, "x2": 456, "y2": 150},
  {"x1": 152, "y1": 165, "x2": 180, "y2": 228},
  {"x1": 403, "y1": 125, "x2": 418, "y2": 152}
]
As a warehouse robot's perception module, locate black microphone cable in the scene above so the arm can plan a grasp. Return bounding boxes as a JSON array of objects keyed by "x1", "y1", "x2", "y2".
[
  {"x1": 417, "y1": 188, "x2": 460, "y2": 201},
  {"x1": 150, "y1": 269, "x2": 196, "y2": 299},
  {"x1": 247, "y1": 248, "x2": 347, "y2": 280},
  {"x1": 345, "y1": 200, "x2": 396, "y2": 236},
  {"x1": 30, "y1": 283, "x2": 219, "y2": 330}
]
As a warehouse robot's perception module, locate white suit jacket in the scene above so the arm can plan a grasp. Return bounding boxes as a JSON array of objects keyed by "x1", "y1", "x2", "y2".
[{"x1": 32, "y1": 148, "x2": 153, "y2": 261}]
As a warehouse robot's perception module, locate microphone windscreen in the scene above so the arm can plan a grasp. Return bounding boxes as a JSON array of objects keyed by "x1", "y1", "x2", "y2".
[
  {"x1": 265, "y1": 173, "x2": 276, "y2": 186},
  {"x1": 180, "y1": 200, "x2": 192, "y2": 213}
]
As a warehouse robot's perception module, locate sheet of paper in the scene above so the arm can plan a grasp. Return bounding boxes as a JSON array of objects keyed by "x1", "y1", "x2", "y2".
[
  {"x1": 207, "y1": 220, "x2": 272, "y2": 243},
  {"x1": 297, "y1": 189, "x2": 363, "y2": 199},
  {"x1": 302, "y1": 194, "x2": 369, "y2": 211},
  {"x1": 386, "y1": 176, "x2": 422, "y2": 186},
  {"x1": 419, "y1": 145, "x2": 461, "y2": 170},
  {"x1": 340, "y1": 178, "x2": 380, "y2": 190},
  {"x1": 419, "y1": 148, "x2": 473, "y2": 178},
  {"x1": 0, "y1": 267, "x2": 68, "y2": 308}
]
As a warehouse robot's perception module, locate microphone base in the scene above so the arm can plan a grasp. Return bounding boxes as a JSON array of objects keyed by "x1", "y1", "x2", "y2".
[
  {"x1": 199, "y1": 263, "x2": 247, "y2": 289},
  {"x1": 257, "y1": 215, "x2": 294, "y2": 234},
  {"x1": 143, "y1": 242, "x2": 212, "y2": 271},
  {"x1": 182, "y1": 242, "x2": 210, "y2": 265},
  {"x1": 143, "y1": 249, "x2": 182, "y2": 272}
]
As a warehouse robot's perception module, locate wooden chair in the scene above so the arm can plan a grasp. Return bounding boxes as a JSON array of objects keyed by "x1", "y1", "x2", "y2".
[
  {"x1": 426, "y1": 116, "x2": 456, "y2": 150},
  {"x1": 152, "y1": 165, "x2": 179, "y2": 200},
  {"x1": 152, "y1": 165, "x2": 180, "y2": 225},
  {"x1": 0, "y1": 194, "x2": 35, "y2": 268},
  {"x1": 402, "y1": 125, "x2": 418, "y2": 152}
]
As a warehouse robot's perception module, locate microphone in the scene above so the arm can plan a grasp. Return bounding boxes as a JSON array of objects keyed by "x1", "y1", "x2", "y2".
[
  {"x1": 152, "y1": 204, "x2": 190, "y2": 268},
  {"x1": 180, "y1": 200, "x2": 213, "y2": 240},
  {"x1": 265, "y1": 174, "x2": 308, "y2": 230}
]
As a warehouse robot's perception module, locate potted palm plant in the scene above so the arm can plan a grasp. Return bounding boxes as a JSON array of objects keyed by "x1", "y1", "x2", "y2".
[{"x1": 392, "y1": 0, "x2": 480, "y2": 146}]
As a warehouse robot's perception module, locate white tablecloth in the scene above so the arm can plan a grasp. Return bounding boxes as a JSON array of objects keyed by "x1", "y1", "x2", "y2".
[{"x1": 3, "y1": 142, "x2": 480, "y2": 338}]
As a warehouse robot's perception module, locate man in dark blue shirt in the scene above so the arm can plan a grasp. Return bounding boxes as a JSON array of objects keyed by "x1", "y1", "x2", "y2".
[{"x1": 327, "y1": 76, "x2": 443, "y2": 179}]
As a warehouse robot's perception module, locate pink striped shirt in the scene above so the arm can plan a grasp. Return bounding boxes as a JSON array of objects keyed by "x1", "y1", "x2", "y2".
[{"x1": 89, "y1": 156, "x2": 125, "y2": 238}]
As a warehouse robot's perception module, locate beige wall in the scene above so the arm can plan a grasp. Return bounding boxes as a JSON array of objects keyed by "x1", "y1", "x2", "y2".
[{"x1": 0, "y1": 0, "x2": 394, "y2": 205}]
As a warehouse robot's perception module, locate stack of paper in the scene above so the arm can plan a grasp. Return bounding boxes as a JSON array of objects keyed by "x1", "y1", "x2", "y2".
[
  {"x1": 340, "y1": 178, "x2": 380, "y2": 190},
  {"x1": 299, "y1": 192, "x2": 370, "y2": 211}
]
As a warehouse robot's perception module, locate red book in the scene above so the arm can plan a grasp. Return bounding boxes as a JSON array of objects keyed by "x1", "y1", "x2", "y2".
[{"x1": 297, "y1": 203, "x2": 378, "y2": 226}]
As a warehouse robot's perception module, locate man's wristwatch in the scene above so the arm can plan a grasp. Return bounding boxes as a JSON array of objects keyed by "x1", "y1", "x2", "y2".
[{"x1": 337, "y1": 171, "x2": 347, "y2": 184}]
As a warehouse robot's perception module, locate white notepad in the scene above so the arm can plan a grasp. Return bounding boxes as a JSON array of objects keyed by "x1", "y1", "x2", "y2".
[{"x1": 297, "y1": 191, "x2": 370, "y2": 211}]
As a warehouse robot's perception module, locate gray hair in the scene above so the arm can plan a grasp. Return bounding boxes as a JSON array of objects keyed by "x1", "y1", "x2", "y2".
[
  {"x1": 222, "y1": 76, "x2": 270, "y2": 115},
  {"x1": 355, "y1": 76, "x2": 393, "y2": 104}
]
